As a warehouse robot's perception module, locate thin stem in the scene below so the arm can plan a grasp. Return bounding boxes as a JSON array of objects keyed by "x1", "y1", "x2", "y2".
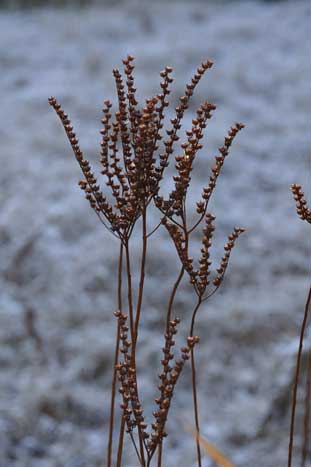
[
  {"x1": 301, "y1": 342, "x2": 311, "y2": 467},
  {"x1": 125, "y1": 236, "x2": 147, "y2": 465},
  {"x1": 157, "y1": 442, "x2": 163, "y2": 467},
  {"x1": 159, "y1": 206, "x2": 184, "y2": 229},
  {"x1": 166, "y1": 267, "x2": 185, "y2": 328},
  {"x1": 165, "y1": 209, "x2": 187, "y2": 329},
  {"x1": 109, "y1": 244, "x2": 124, "y2": 466},
  {"x1": 118, "y1": 417, "x2": 143, "y2": 467},
  {"x1": 124, "y1": 240, "x2": 146, "y2": 464},
  {"x1": 118, "y1": 244, "x2": 124, "y2": 310},
  {"x1": 133, "y1": 206, "x2": 148, "y2": 464},
  {"x1": 190, "y1": 298, "x2": 203, "y2": 467},
  {"x1": 190, "y1": 298, "x2": 202, "y2": 338},
  {"x1": 134, "y1": 207, "x2": 148, "y2": 344},
  {"x1": 182, "y1": 204, "x2": 203, "y2": 466},
  {"x1": 130, "y1": 430, "x2": 143, "y2": 465},
  {"x1": 147, "y1": 219, "x2": 162, "y2": 238},
  {"x1": 202, "y1": 285, "x2": 219, "y2": 303},
  {"x1": 147, "y1": 197, "x2": 182, "y2": 238},
  {"x1": 116, "y1": 418, "x2": 125, "y2": 467},
  {"x1": 142, "y1": 266, "x2": 185, "y2": 464},
  {"x1": 288, "y1": 286, "x2": 311, "y2": 467},
  {"x1": 191, "y1": 347, "x2": 202, "y2": 467},
  {"x1": 125, "y1": 241, "x2": 135, "y2": 339}
]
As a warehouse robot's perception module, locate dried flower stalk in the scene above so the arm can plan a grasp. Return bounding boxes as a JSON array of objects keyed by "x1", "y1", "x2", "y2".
[
  {"x1": 288, "y1": 184, "x2": 311, "y2": 467},
  {"x1": 49, "y1": 56, "x2": 245, "y2": 466}
]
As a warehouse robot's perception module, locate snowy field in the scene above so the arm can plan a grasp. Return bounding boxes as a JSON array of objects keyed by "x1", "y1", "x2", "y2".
[{"x1": 0, "y1": 1, "x2": 310, "y2": 466}]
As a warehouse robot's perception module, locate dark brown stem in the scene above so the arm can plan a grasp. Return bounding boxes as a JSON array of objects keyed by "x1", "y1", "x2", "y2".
[
  {"x1": 124, "y1": 240, "x2": 145, "y2": 465},
  {"x1": 190, "y1": 298, "x2": 202, "y2": 338},
  {"x1": 288, "y1": 286, "x2": 311, "y2": 467},
  {"x1": 131, "y1": 207, "x2": 149, "y2": 463},
  {"x1": 108, "y1": 244, "x2": 124, "y2": 466},
  {"x1": 190, "y1": 298, "x2": 203, "y2": 467},
  {"x1": 125, "y1": 237, "x2": 147, "y2": 465},
  {"x1": 116, "y1": 418, "x2": 125, "y2": 467},
  {"x1": 166, "y1": 267, "x2": 185, "y2": 329},
  {"x1": 147, "y1": 219, "x2": 162, "y2": 238},
  {"x1": 130, "y1": 430, "x2": 143, "y2": 465},
  {"x1": 125, "y1": 241, "x2": 135, "y2": 340},
  {"x1": 157, "y1": 442, "x2": 163, "y2": 467},
  {"x1": 301, "y1": 338, "x2": 311, "y2": 467},
  {"x1": 164, "y1": 209, "x2": 187, "y2": 330},
  {"x1": 183, "y1": 203, "x2": 203, "y2": 466},
  {"x1": 134, "y1": 207, "x2": 147, "y2": 344}
]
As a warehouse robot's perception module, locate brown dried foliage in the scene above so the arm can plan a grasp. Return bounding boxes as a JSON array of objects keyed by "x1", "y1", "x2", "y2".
[{"x1": 49, "y1": 56, "x2": 245, "y2": 466}]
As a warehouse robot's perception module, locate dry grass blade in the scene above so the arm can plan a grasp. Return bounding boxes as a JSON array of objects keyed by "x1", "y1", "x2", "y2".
[{"x1": 195, "y1": 432, "x2": 238, "y2": 467}]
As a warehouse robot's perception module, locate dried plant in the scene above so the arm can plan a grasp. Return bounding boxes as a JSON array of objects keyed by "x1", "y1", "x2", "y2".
[
  {"x1": 288, "y1": 184, "x2": 311, "y2": 467},
  {"x1": 49, "y1": 56, "x2": 245, "y2": 466}
]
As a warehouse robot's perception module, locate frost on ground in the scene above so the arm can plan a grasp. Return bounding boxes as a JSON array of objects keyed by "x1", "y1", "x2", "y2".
[{"x1": 0, "y1": 1, "x2": 310, "y2": 466}]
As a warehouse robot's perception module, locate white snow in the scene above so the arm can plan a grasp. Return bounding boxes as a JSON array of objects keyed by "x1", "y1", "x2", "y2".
[{"x1": 0, "y1": 1, "x2": 310, "y2": 466}]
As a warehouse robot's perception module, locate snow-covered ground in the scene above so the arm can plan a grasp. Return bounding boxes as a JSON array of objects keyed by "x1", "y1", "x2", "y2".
[{"x1": 0, "y1": 1, "x2": 310, "y2": 466}]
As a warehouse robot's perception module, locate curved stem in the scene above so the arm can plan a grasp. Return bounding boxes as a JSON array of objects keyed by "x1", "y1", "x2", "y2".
[
  {"x1": 134, "y1": 207, "x2": 148, "y2": 344},
  {"x1": 133, "y1": 207, "x2": 148, "y2": 464},
  {"x1": 124, "y1": 240, "x2": 146, "y2": 465},
  {"x1": 288, "y1": 286, "x2": 311, "y2": 467},
  {"x1": 107, "y1": 244, "x2": 123, "y2": 466},
  {"x1": 190, "y1": 298, "x2": 202, "y2": 338},
  {"x1": 166, "y1": 267, "x2": 185, "y2": 328},
  {"x1": 147, "y1": 219, "x2": 162, "y2": 238},
  {"x1": 190, "y1": 298, "x2": 203, "y2": 467},
  {"x1": 301, "y1": 341, "x2": 311, "y2": 467},
  {"x1": 202, "y1": 285, "x2": 219, "y2": 303},
  {"x1": 165, "y1": 209, "x2": 187, "y2": 329},
  {"x1": 126, "y1": 214, "x2": 148, "y2": 464},
  {"x1": 130, "y1": 431, "x2": 143, "y2": 465}
]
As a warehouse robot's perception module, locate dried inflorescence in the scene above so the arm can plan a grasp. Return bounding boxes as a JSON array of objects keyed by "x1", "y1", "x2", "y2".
[
  {"x1": 213, "y1": 227, "x2": 246, "y2": 287},
  {"x1": 291, "y1": 184, "x2": 311, "y2": 224},
  {"x1": 163, "y1": 216, "x2": 245, "y2": 297},
  {"x1": 288, "y1": 183, "x2": 311, "y2": 467},
  {"x1": 114, "y1": 311, "x2": 148, "y2": 441},
  {"x1": 149, "y1": 324, "x2": 200, "y2": 453},
  {"x1": 50, "y1": 58, "x2": 214, "y2": 239},
  {"x1": 49, "y1": 56, "x2": 245, "y2": 467}
]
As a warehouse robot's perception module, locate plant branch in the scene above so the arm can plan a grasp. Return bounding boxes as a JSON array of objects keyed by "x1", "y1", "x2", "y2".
[
  {"x1": 108, "y1": 244, "x2": 124, "y2": 466},
  {"x1": 190, "y1": 298, "x2": 203, "y2": 467},
  {"x1": 288, "y1": 286, "x2": 311, "y2": 467},
  {"x1": 301, "y1": 333, "x2": 311, "y2": 467}
]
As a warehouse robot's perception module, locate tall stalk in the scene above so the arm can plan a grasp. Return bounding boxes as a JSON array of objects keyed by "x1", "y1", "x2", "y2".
[
  {"x1": 49, "y1": 56, "x2": 245, "y2": 466},
  {"x1": 125, "y1": 240, "x2": 146, "y2": 465},
  {"x1": 288, "y1": 184, "x2": 311, "y2": 467},
  {"x1": 134, "y1": 207, "x2": 148, "y2": 345},
  {"x1": 288, "y1": 286, "x2": 311, "y2": 467},
  {"x1": 190, "y1": 298, "x2": 203, "y2": 467},
  {"x1": 107, "y1": 244, "x2": 124, "y2": 466},
  {"x1": 301, "y1": 345, "x2": 311, "y2": 467}
]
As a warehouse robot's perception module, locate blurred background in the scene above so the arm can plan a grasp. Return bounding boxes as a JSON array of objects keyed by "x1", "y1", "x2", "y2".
[{"x1": 0, "y1": 0, "x2": 310, "y2": 466}]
